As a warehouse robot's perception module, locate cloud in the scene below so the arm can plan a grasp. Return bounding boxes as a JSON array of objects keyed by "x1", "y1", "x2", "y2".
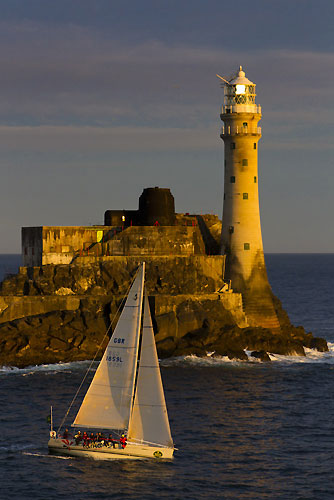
[
  {"x1": 0, "y1": 8, "x2": 333, "y2": 253},
  {"x1": 0, "y1": 125, "x2": 219, "y2": 153},
  {"x1": 0, "y1": 21, "x2": 332, "y2": 156},
  {"x1": 0, "y1": 20, "x2": 333, "y2": 131}
]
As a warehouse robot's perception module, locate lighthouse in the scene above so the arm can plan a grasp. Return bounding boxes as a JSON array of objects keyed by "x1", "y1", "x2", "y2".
[{"x1": 218, "y1": 66, "x2": 280, "y2": 330}]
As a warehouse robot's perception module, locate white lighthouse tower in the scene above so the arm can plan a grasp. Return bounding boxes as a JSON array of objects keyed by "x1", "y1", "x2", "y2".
[{"x1": 218, "y1": 66, "x2": 280, "y2": 330}]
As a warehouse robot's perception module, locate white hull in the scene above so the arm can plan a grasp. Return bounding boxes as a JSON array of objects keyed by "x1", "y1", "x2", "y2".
[{"x1": 48, "y1": 438, "x2": 174, "y2": 460}]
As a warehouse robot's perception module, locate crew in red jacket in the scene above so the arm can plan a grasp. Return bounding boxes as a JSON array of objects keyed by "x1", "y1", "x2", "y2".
[{"x1": 120, "y1": 434, "x2": 127, "y2": 449}]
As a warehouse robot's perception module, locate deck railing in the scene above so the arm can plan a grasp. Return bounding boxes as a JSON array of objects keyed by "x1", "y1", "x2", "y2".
[{"x1": 220, "y1": 125, "x2": 261, "y2": 136}]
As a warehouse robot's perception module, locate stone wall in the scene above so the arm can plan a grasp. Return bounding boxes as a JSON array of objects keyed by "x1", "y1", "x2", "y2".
[
  {"x1": 21, "y1": 214, "x2": 222, "y2": 267},
  {"x1": 0, "y1": 295, "x2": 81, "y2": 324},
  {"x1": 1, "y1": 256, "x2": 226, "y2": 298},
  {"x1": 21, "y1": 227, "x2": 43, "y2": 267},
  {"x1": 22, "y1": 226, "x2": 110, "y2": 266}
]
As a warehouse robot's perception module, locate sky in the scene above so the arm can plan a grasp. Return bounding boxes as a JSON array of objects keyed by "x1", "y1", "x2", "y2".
[{"x1": 0, "y1": 0, "x2": 333, "y2": 253}]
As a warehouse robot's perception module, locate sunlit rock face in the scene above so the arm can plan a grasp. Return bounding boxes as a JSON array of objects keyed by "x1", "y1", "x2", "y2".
[{"x1": 0, "y1": 257, "x2": 328, "y2": 368}]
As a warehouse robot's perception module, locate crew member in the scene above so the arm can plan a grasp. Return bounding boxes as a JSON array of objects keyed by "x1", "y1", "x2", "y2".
[
  {"x1": 74, "y1": 430, "x2": 82, "y2": 445},
  {"x1": 120, "y1": 434, "x2": 127, "y2": 449},
  {"x1": 108, "y1": 434, "x2": 116, "y2": 448},
  {"x1": 83, "y1": 432, "x2": 88, "y2": 446}
]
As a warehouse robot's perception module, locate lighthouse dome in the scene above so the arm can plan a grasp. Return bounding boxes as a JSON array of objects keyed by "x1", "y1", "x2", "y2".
[{"x1": 229, "y1": 66, "x2": 254, "y2": 86}]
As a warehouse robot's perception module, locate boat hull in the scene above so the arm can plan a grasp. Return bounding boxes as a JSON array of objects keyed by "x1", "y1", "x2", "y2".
[{"x1": 48, "y1": 438, "x2": 174, "y2": 460}]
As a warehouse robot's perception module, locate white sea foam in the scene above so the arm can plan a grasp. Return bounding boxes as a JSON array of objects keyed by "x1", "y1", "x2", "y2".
[
  {"x1": 0, "y1": 360, "x2": 95, "y2": 376},
  {"x1": 2, "y1": 343, "x2": 334, "y2": 374},
  {"x1": 269, "y1": 342, "x2": 334, "y2": 365},
  {"x1": 161, "y1": 354, "x2": 249, "y2": 368},
  {"x1": 160, "y1": 342, "x2": 334, "y2": 367},
  {"x1": 22, "y1": 451, "x2": 74, "y2": 460}
]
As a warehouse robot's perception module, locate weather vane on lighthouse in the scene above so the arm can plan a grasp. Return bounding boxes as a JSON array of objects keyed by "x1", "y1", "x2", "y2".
[{"x1": 217, "y1": 66, "x2": 280, "y2": 331}]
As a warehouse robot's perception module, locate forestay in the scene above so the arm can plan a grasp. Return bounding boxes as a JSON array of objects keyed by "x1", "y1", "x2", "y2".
[
  {"x1": 127, "y1": 295, "x2": 173, "y2": 448},
  {"x1": 72, "y1": 265, "x2": 145, "y2": 430}
]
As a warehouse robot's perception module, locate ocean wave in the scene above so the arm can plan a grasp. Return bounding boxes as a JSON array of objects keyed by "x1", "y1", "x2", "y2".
[
  {"x1": 161, "y1": 354, "x2": 247, "y2": 368},
  {"x1": 22, "y1": 451, "x2": 74, "y2": 460},
  {"x1": 2, "y1": 343, "x2": 334, "y2": 375},
  {"x1": 269, "y1": 342, "x2": 334, "y2": 364},
  {"x1": 0, "y1": 443, "x2": 35, "y2": 453},
  {"x1": 0, "y1": 360, "x2": 95, "y2": 377},
  {"x1": 160, "y1": 342, "x2": 334, "y2": 367}
]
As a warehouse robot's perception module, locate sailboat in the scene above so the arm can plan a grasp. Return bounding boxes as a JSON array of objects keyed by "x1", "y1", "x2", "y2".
[{"x1": 48, "y1": 262, "x2": 174, "y2": 460}]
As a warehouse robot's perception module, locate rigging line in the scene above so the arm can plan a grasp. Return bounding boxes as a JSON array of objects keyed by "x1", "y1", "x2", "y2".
[{"x1": 57, "y1": 265, "x2": 141, "y2": 434}]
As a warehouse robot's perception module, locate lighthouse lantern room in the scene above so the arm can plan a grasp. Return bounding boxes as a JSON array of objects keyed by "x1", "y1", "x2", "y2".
[{"x1": 219, "y1": 66, "x2": 261, "y2": 114}]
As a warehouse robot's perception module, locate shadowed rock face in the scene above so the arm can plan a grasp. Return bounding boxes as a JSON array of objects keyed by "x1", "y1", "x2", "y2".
[
  {"x1": 157, "y1": 315, "x2": 324, "y2": 360},
  {"x1": 250, "y1": 351, "x2": 271, "y2": 362},
  {"x1": 0, "y1": 259, "x2": 328, "y2": 367},
  {"x1": 156, "y1": 291, "x2": 328, "y2": 359}
]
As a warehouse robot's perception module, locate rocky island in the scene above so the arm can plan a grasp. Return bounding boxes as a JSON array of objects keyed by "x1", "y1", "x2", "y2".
[
  {"x1": 0, "y1": 68, "x2": 328, "y2": 367},
  {"x1": 0, "y1": 188, "x2": 327, "y2": 368}
]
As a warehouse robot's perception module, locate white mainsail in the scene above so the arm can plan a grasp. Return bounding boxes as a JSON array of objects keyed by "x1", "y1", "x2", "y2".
[
  {"x1": 127, "y1": 295, "x2": 173, "y2": 448},
  {"x1": 72, "y1": 264, "x2": 145, "y2": 430}
]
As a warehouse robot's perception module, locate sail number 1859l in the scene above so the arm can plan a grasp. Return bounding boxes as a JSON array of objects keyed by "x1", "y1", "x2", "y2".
[{"x1": 106, "y1": 354, "x2": 123, "y2": 363}]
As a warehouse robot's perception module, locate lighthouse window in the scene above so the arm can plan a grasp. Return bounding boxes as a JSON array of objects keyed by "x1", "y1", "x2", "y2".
[
  {"x1": 224, "y1": 193, "x2": 226, "y2": 200},
  {"x1": 254, "y1": 143, "x2": 257, "y2": 149},
  {"x1": 244, "y1": 243, "x2": 250, "y2": 250},
  {"x1": 243, "y1": 193, "x2": 248, "y2": 199},
  {"x1": 224, "y1": 160, "x2": 226, "y2": 166},
  {"x1": 229, "y1": 226, "x2": 234, "y2": 234},
  {"x1": 242, "y1": 159, "x2": 248, "y2": 166},
  {"x1": 254, "y1": 176, "x2": 257, "y2": 183},
  {"x1": 230, "y1": 176, "x2": 235, "y2": 183},
  {"x1": 243, "y1": 122, "x2": 248, "y2": 128},
  {"x1": 230, "y1": 142, "x2": 236, "y2": 150}
]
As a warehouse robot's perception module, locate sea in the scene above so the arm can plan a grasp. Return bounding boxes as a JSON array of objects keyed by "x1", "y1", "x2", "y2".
[{"x1": 1, "y1": 253, "x2": 334, "y2": 500}]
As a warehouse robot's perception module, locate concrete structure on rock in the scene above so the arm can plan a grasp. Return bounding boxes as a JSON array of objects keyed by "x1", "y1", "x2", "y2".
[
  {"x1": 105, "y1": 187, "x2": 176, "y2": 227},
  {"x1": 218, "y1": 66, "x2": 280, "y2": 330},
  {"x1": 21, "y1": 187, "x2": 221, "y2": 267}
]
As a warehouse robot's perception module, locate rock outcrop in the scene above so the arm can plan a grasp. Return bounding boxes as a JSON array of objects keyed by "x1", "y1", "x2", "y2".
[{"x1": 0, "y1": 257, "x2": 328, "y2": 367}]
